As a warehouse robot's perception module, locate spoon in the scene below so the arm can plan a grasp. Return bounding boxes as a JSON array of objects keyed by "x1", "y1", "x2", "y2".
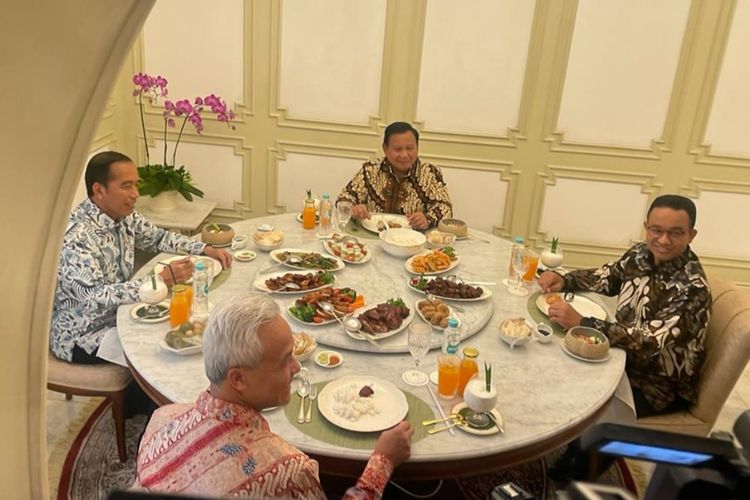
[
  {"x1": 259, "y1": 255, "x2": 303, "y2": 274},
  {"x1": 445, "y1": 274, "x2": 496, "y2": 286},
  {"x1": 296, "y1": 377, "x2": 310, "y2": 424},
  {"x1": 318, "y1": 306, "x2": 379, "y2": 348},
  {"x1": 277, "y1": 282, "x2": 301, "y2": 292}
]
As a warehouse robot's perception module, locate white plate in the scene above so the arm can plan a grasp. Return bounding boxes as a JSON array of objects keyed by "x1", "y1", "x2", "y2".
[
  {"x1": 407, "y1": 277, "x2": 493, "y2": 302},
  {"x1": 404, "y1": 250, "x2": 460, "y2": 275},
  {"x1": 269, "y1": 248, "x2": 345, "y2": 272},
  {"x1": 346, "y1": 303, "x2": 414, "y2": 341},
  {"x1": 561, "y1": 343, "x2": 610, "y2": 363},
  {"x1": 234, "y1": 250, "x2": 257, "y2": 262},
  {"x1": 360, "y1": 213, "x2": 411, "y2": 233},
  {"x1": 130, "y1": 301, "x2": 170, "y2": 323},
  {"x1": 413, "y1": 299, "x2": 460, "y2": 331},
  {"x1": 253, "y1": 270, "x2": 335, "y2": 294},
  {"x1": 158, "y1": 340, "x2": 202, "y2": 356},
  {"x1": 287, "y1": 289, "x2": 366, "y2": 326},
  {"x1": 451, "y1": 402, "x2": 504, "y2": 436},
  {"x1": 153, "y1": 255, "x2": 223, "y2": 283},
  {"x1": 322, "y1": 237, "x2": 372, "y2": 265},
  {"x1": 536, "y1": 293, "x2": 607, "y2": 321},
  {"x1": 314, "y1": 350, "x2": 344, "y2": 368},
  {"x1": 317, "y1": 375, "x2": 408, "y2": 432}
]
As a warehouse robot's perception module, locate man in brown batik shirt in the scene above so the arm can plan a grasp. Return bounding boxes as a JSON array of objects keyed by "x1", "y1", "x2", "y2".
[
  {"x1": 336, "y1": 122, "x2": 452, "y2": 230},
  {"x1": 539, "y1": 194, "x2": 711, "y2": 417}
]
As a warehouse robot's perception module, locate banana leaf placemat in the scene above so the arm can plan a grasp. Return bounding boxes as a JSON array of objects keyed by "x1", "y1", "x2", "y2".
[
  {"x1": 283, "y1": 381, "x2": 434, "y2": 449},
  {"x1": 209, "y1": 267, "x2": 230, "y2": 290},
  {"x1": 526, "y1": 291, "x2": 565, "y2": 336}
]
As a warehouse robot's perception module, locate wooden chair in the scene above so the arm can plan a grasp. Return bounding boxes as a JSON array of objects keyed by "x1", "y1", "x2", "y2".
[
  {"x1": 47, "y1": 353, "x2": 133, "y2": 462},
  {"x1": 636, "y1": 276, "x2": 750, "y2": 436}
]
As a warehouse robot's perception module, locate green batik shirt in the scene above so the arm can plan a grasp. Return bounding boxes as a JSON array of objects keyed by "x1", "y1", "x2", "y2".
[{"x1": 561, "y1": 242, "x2": 711, "y2": 413}]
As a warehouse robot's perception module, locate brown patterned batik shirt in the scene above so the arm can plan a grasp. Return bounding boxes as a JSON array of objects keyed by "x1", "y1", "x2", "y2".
[
  {"x1": 561, "y1": 242, "x2": 711, "y2": 413},
  {"x1": 336, "y1": 158, "x2": 453, "y2": 227}
]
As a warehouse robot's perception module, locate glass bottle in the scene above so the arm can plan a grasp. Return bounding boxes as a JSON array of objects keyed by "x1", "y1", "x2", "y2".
[
  {"x1": 302, "y1": 190, "x2": 316, "y2": 230},
  {"x1": 458, "y1": 346, "x2": 479, "y2": 398}
]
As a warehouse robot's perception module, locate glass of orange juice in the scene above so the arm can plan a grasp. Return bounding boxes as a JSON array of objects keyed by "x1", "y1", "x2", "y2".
[
  {"x1": 169, "y1": 285, "x2": 191, "y2": 327},
  {"x1": 522, "y1": 249, "x2": 539, "y2": 283},
  {"x1": 437, "y1": 354, "x2": 460, "y2": 399}
]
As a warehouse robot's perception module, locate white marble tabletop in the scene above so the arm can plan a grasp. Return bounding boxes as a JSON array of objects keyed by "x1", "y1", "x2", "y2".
[{"x1": 117, "y1": 213, "x2": 625, "y2": 466}]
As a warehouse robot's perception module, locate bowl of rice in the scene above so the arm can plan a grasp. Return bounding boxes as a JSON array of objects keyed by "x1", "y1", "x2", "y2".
[{"x1": 379, "y1": 228, "x2": 426, "y2": 258}]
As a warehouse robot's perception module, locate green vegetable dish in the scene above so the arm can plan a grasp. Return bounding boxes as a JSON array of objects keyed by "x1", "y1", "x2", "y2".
[{"x1": 280, "y1": 251, "x2": 338, "y2": 270}]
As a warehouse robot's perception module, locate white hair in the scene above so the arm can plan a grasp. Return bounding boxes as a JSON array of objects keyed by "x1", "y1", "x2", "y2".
[{"x1": 203, "y1": 293, "x2": 280, "y2": 384}]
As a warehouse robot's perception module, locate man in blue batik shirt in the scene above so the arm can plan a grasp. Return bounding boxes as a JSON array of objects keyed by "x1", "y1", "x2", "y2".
[{"x1": 50, "y1": 151, "x2": 231, "y2": 364}]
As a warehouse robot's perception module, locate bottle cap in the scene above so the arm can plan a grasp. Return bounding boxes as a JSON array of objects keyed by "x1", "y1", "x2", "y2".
[
  {"x1": 322, "y1": 193, "x2": 330, "y2": 198},
  {"x1": 195, "y1": 261, "x2": 205, "y2": 271},
  {"x1": 514, "y1": 236, "x2": 524, "y2": 244},
  {"x1": 447, "y1": 318, "x2": 459, "y2": 328},
  {"x1": 462, "y1": 346, "x2": 479, "y2": 358}
]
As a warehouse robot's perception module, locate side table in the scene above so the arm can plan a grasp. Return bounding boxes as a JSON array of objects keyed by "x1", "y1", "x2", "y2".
[{"x1": 136, "y1": 197, "x2": 217, "y2": 235}]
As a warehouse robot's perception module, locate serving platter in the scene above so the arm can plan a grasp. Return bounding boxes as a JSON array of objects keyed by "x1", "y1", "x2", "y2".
[
  {"x1": 360, "y1": 213, "x2": 410, "y2": 234},
  {"x1": 404, "y1": 249, "x2": 460, "y2": 275},
  {"x1": 286, "y1": 288, "x2": 366, "y2": 326},
  {"x1": 536, "y1": 293, "x2": 607, "y2": 321},
  {"x1": 407, "y1": 276, "x2": 493, "y2": 302},
  {"x1": 253, "y1": 270, "x2": 335, "y2": 294},
  {"x1": 270, "y1": 248, "x2": 345, "y2": 272},
  {"x1": 561, "y1": 344, "x2": 610, "y2": 363},
  {"x1": 317, "y1": 376, "x2": 408, "y2": 432},
  {"x1": 322, "y1": 235, "x2": 371, "y2": 264},
  {"x1": 346, "y1": 303, "x2": 414, "y2": 342},
  {"x1": 414, "y1": 299, "x2": 460, "y2": 332}
]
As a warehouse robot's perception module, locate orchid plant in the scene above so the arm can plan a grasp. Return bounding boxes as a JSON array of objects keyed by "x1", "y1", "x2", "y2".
[{"x1": 132, "y1": 72, "x2": 236, "y2": 201}]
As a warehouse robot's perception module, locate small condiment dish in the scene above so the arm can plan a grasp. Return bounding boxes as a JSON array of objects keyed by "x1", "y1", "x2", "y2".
[
  {"x1": 233, "y1": 250, "x2": 257, "y2": 262},
  {"x1": 535, "y1": 323, "x2": 554, "y2": 344},
  {"x1": 315, "y1": 350, "x2": 343, "y2": 368}
]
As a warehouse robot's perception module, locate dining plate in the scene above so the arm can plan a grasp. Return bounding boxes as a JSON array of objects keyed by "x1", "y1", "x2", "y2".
[
  {"x1": 130, "y1": 301, "x2": 170, "y2": 323},
  {"x1": 561, "y1": 343, "x2": 610, "y2": 363},
  {"x1": 322, "y1": 237, "x2": 372, "y2": 265},
  {"x1": 153, "y1": 255, "x2": 223, "y2": 283},
  {"x1": 413, "y1": 299, "x2": 460, "y2": 332},
  {"x1": 451, "y1": 402, "x2": 504, "y2": 436},
  {"x1": 346, "y1": 303, "x2": 414, "y2": 341},
  {"x1": 360, "y1": 213, "x2": 411, "y2": 234},
  {"x1": 404, "y1": 250, "x2": 460, "y2": 275},
  {"x1": 158, "y1": 340, "x2": 202, "y2": 356},
  {"x1": 536, "y1": 293, "x2": 607, "y2": 321},
  {"x1": 407, "y1": 277, "x2": 494, "y2": 302},
  {"x1": 317, "y1": 375, "x2": 408, "y2": 432},
  {"x1": 270, "y1": 248, "x2": 345, "y2": 272},
  {"x1": 253, "y1": 270, "x2": 335, "y2": 294}
]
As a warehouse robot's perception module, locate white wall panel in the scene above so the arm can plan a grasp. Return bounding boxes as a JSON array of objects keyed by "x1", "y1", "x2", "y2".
[
  {"x1": 417, "y1": 0, "x2": 534, "y2": 135},
  {"x1": 277, "y1": 153, "x2": 364, "y2": 213},
  {"x1": 704, "y1": 0, "x2": 750, "y2": 157},
  {"x1": 440, "y1": 168, "x2": 507, "y2": 233},
  {"x1": 692, "y1": 192, "x2": 750, "y2": 259},
  {"x1": 557, "y1": 0, "x2": 689, "y2": 147},
  {"x1": 539, "y1": 179, "x2": 647, "y2": 245},
  {"x1": 151, "y1": 141, "x2": 243, "y2": 210},
  {"x1": 144, "y1": 0, "x2": 244, "y2": 105},
  {"x1": 279, "y1": 0, "x2": 385, "y2": 123}
]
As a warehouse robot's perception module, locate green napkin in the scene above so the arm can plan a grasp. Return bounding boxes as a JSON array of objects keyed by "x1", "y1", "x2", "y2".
[{"x1": 284, "y1": 381, "x2": 434, "y2": 449}]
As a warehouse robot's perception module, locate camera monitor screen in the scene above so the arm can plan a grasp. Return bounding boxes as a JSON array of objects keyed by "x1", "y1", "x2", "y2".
[{"x1": 599, "y1": 440, "x2": 713, "y2": 466}]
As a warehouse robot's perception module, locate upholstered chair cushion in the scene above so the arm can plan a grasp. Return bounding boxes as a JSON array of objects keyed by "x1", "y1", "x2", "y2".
[{"x1": 47, "y1": 353, "x2": 132, "y2": 392}]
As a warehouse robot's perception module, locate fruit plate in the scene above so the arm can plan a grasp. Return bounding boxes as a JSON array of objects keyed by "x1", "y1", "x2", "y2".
[{"x1": 322, "y1": 237, "x2": 371, "y2": 264}]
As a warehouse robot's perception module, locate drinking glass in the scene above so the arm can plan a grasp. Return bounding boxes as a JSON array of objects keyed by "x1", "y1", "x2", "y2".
[
  {"x1": 336, "y1": 201, "x2": 352, "y2": 232},
  {"x1": 522, "y1": 249, "x2": 539, "y2": 283},
  {"x1": 402, "y1": 320, "x2": 431, "y2": 386},
  {"x1": 507, "y1": 248, "x2": 530, "y2": 296}
]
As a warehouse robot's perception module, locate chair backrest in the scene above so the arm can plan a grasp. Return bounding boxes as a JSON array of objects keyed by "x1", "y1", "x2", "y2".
[{"x1": 692, "y1": 277, "x2": 750, "y2": 426}]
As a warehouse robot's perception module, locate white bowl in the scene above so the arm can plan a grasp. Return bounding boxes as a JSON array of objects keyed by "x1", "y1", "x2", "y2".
[
  {"x1": 379, "y1": 228, "x2": 426, "y2": 258},
  {"x1": 498, "y1": 318, "x2": 533, "y2": 349},
  {"x1": 253, "y1": 231, "x2": 285, "y2": 252}
]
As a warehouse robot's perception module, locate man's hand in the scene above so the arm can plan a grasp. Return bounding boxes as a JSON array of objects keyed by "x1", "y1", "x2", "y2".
[
  {"x1": 373, "y1": 421, "x2": 413, "y2": 468},
  {"x1": 538, "y1": 271, "x2": 564, "y2": 293},
  {"x1": 406, "y1": 212, "x2": 428, "y2": 230},
  {"x1": 351, "y1": 204, "x2": 371, "y2": 221},
  {"x1": 159, "y1": 257, "x2": 194, "y2": 285},
  {"x1": 204, "y1": 246, "x2": 232, "y2": 269},
  {"x1": 548, "y1": 302, "x2": 583, "y2": 329}
]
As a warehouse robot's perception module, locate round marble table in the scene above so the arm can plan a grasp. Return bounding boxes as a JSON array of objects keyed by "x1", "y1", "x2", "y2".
[{"x1": 118, "y1": 213, "x2": 625, "y2": 479}]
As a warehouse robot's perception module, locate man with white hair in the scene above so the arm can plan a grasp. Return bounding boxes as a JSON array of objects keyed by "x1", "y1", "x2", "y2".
[{"x1": 135, "y1": 293, "x2": 413, "y2": 498}]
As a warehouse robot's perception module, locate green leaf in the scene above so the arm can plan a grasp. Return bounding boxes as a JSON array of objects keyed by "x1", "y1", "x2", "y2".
[{"x1": 136, "y1": 163, "x2": 204, "y2": 199}]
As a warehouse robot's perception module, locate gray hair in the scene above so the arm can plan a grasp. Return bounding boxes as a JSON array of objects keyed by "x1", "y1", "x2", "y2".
[{"x1": 203, "y1": 293, "x2": 280, "y2": 384}]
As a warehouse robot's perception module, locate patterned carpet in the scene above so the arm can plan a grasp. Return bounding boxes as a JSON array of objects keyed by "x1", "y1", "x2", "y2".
[{"x1": 58, "y1": 401, "x2": 638, "y2": 499}]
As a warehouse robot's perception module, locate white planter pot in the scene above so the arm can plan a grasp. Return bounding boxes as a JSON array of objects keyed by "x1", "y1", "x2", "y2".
[{"x1": 149, "y1": 191, "x2": 179, "y2": 212}]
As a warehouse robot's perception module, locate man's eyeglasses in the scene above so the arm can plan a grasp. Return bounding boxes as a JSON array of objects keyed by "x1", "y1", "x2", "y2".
[{"x1": 646, "y1": 226, "x2": 687, "y2": 240}]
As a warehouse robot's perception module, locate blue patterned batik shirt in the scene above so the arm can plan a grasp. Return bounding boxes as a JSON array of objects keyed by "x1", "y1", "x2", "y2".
[{"x1": 50, "y1": 198, "x2": 206, "y2": 361}]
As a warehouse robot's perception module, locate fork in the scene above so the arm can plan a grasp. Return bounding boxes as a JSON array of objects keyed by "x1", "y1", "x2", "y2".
[{"x1": 305, "y1": 385, "x2": 318, "y2": 423}]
